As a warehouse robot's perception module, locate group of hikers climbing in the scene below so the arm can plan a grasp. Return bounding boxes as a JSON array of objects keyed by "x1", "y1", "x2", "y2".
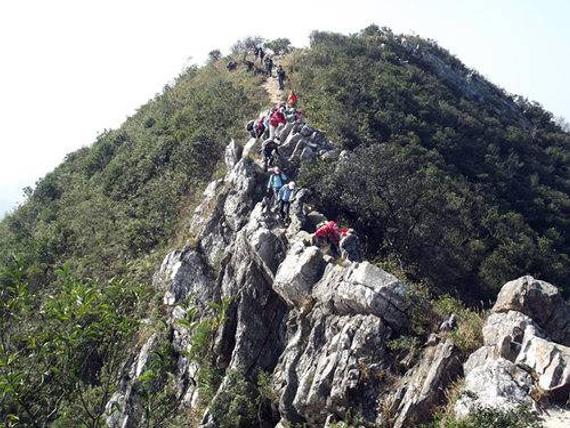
[
  {"x1": 244, "y1": 67, "x2": 362, "y2": 263},
  {"x1": 227, "y1": 44, "x2": 287, "y2": 90}
]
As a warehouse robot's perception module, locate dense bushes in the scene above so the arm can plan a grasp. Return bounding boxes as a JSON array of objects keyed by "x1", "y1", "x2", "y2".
[
  {"x1": 0, "y1": 264, "x2": 148, "y2": 426},
  {"x1": 0, "y1": 60, "x2": 266, "y2": 425},
  {"x1": 294, "y1": 26, "x2": 570, "y2": 297}
]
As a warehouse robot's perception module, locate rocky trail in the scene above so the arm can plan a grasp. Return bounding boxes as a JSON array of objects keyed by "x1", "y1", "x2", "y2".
[
  {"x1": 104, "y1": 79, "x2": 570, "y2": 428},
  {"x1": 263, "y1": 75, "x2": 284, "y2": 105}
]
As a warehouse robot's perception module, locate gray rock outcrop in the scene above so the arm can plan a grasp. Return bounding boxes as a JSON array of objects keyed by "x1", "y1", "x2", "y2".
[{"x1": 456, "y1": 275, "x2": 570, "y2": 420}]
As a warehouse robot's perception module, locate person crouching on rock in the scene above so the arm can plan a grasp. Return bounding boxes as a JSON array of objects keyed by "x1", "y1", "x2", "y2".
[
  {"x1": 267, "y1": 166, "x2": 288, "y2": 210},
  {"x1": 340, "y1": 228, "x2": 362, "y2": 262},
  {"x1": 278, "y1": 181, "x2": 296, "y2": 224},
  {"x1": 312, "y1": 220, "x2": 341, "y2": 257}
]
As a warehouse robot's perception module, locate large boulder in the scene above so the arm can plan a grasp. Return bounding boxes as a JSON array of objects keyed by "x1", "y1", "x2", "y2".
[
  {"x1": 455, "y1": 358, "x2": 535, "y2": 418},
  {"x1": 313, "y1": 261, "x2": 409, "y2": 331},
  {"x1": 273, "y1": 242, "x2": 326, "y2": 307},
  {"x1": 516, "y1": 334, "x2": 570, "y2": 393},
  {"x1": 493, "y1": 276, "x2": 570, "y2": 346},
  {"x1": 457, "y1": 276, "x2": 570, "y2": 419}
]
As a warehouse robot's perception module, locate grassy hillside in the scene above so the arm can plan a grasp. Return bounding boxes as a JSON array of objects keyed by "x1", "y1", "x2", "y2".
[
  {"x1": 291, "y1": 26, "x2": 570, "y2": 299},
  {"x1": 0, "y1": 61, "x2": 266, "y2": 425}
]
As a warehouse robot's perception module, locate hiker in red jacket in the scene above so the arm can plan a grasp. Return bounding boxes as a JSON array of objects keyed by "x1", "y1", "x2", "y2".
[
  {"x1": 269, "y1": 106, "x2": 287, "y2": 140},
  {"x1": 312, "y1": 220, "x2": 341, "y2": 257}
]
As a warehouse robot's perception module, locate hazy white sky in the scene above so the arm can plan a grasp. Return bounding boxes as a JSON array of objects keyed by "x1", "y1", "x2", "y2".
[{"x1": 1, "y1": 0, "x2": 569, "y2": 217}]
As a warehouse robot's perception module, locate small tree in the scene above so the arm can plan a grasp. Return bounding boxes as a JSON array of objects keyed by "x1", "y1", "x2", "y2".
[
  {"x1": 265, "y1": 38, "x2": 292, "y2": 55},
  {"x1": 231, "y1": 36, "x2": 264, "y2": 55},
  {"x1": 208, "y1": 49, "x2": 222, "y2": 63}
]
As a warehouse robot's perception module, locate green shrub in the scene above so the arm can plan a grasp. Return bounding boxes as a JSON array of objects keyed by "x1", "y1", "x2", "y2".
[
  {"x1": 293, "y1": 26, "x2": 570, "y2": 298},
  {"x1": 208, "y1": 370, "x2": 259, "y2": 428},
  {"x1": 427, "y1": 405, "x2": 541, "y2": 428},
  {"x1": 433, "y1": 296, "x2": 485, "y2": 355}
]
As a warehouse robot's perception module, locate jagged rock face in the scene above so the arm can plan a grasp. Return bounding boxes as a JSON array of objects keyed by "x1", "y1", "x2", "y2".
[
  {"x1": 493, "y1": 276, "x2": 570, "y2": 346},
  {"x1": 107, "y1": 133, "x2": 474, "y2": 428},
  {"x1": 274, "y1": 309, "x2": 392, "y2": 426},
  {"x1": 106, "y1": 131, "x2": 570, "y2": 428},
  {"x1": 456, "y1": 275, "x2": 570, "y2": 419},
  {"x1": 455, "y1": 358, "x2": 535, "y2": 417},
  {"x1": 389, "y1": 339, "x2": 462, "y2": 428}
]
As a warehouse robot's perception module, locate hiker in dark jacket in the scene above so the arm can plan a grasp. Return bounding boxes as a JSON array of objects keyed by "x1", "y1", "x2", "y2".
[
  {"x1": 264, "y1": 57, "x2": 274, "y2": 77},
  {"x1": 259, "y1": 47, "x2": 265, "y2": 63},
  {"x1": 340, "y1": 228, "x2": 362, "y2": 262},
  {"x1": 278, "y1": 181, "x2": 296, "y2": 223},
  {"x1": 261, "y1": 138, "x2": 280, "y2": 171},
  {"x1": 276, "y1": 65, "x2": 286, "y2": 90}
]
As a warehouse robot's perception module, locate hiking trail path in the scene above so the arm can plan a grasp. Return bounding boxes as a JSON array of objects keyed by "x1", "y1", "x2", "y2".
[{"x1": 263, "y1": 76, "x2": 283, "y2": 105}]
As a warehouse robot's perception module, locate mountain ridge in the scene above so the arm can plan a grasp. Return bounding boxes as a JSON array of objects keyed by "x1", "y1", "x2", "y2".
[{"x1": 1, "y1": 26, "x2": 569, "y2": 427}]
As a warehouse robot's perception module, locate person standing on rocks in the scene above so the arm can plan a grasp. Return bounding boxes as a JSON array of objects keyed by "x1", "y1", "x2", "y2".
[
  {"x1": 278, "y1": 181, "x2": 296, "y2": 223},
  {"x1": 277, "y1": 65, "x2": 286, "y2": 90},
  {"x1": 340, "y1": 228, "x2": 363, "y2": 262},
  {"x1": 267, "y1": 166, "x2": 288, "y2": 209},
  {"x1": 259, "y1": 46, "x2": 265, "y2": 63}
]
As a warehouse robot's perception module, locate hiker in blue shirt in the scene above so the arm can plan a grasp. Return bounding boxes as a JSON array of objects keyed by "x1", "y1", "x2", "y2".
[
  {"x1": 267, "y1": 166, "x2": 288, "y2": 209},
  {"x1": 278, "y1": 181, "x2": 296, "y2": 223}
]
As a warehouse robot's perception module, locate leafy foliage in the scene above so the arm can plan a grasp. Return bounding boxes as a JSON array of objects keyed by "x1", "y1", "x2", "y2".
[
  {"x1": 0, "y1": 265, "x2": 147, "y2": 426},
  {"x1": 0, "y1": 59, "x2": 265, "y2": 425},
  {"x1": 265, "y1": 38, "x2": 292, "y2": 55},
  {"x1": 294, "y1": 26, "x2": 570, "y2": 297}
]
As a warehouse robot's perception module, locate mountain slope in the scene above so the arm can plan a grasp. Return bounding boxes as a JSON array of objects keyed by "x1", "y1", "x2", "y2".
[
  {"x1": 1, "y1": 26, "x2": 569, "y2": 427},
  {"x1": 289, "y1": 26, "x2": 570, "y2": 297}
]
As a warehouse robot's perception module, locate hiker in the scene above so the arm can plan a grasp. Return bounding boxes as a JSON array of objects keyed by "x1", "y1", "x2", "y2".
[
  {"x1": 312, "y1": 220, "x2": 341, "y2": 257},
  {"x1": 260, "y1": 138, "x2": 280, "y2": 171},
  {"x1": 287, "y1": 90, "x2": 298, "y2": 107},
  {"x1": 259, "y1": 46, "x2": 265, "y2": 63},
  {"x1": 278, "y1": 181, "x2": 296, "y2": 223},
  {"x1": 254, "y1": 46, "x2": 260, "y2": 60},
  {"x1": 269, "y1": 106, "x2": 287, "y2": 140},
  {"x1": 267, "y1": 166, "x2": 288, "y2": 208},
  {"x1": 254, "y1": 117, "x2": 266, "y2": 138},
  {"x1": 339, "y1": 228, "x2": 362, "y2": 262},
  {"x1": 276, "y1": 65, "x2": 286, "y2": 90},
  {"x1": 264, "y1": 56, "x2": 274, "y2": 77}
]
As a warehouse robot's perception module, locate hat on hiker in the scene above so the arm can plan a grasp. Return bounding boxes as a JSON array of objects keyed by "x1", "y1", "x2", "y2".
[{"x1": 288, "y1": 181, "x2": 296, "y2": 189}]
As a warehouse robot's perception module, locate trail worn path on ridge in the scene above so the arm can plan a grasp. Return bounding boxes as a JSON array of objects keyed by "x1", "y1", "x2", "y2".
[{"x1": 263, "y1": 75, "x2": 283, "y2": 105}]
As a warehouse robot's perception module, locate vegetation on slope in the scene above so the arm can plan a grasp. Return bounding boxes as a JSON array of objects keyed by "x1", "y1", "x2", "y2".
[
  {"x1": 1, "y1": 25, "x2": 569, "y2": 426},
  {"x1": 0, "y1": 61, "x2": 266, "y2": 425},
  {"x1": 292, "y1": 26, "x2": 570, "y2": 298}
]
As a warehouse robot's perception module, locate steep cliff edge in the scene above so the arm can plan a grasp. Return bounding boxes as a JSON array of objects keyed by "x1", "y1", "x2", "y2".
[
  {"x1": 104, "y1": 128, "x2": 451, "y2": 427},
  {"x1": 104, "y1": 121, "x2": 570, "y2": 426}
]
